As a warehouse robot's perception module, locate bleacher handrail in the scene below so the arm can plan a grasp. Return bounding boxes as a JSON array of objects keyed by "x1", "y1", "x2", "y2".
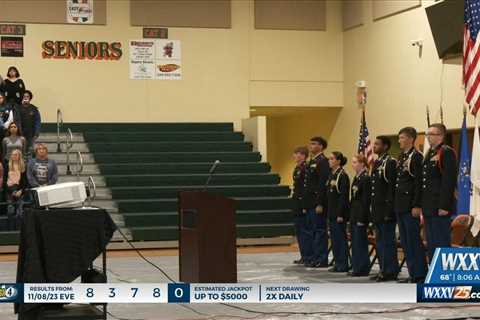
[
  {"x1": 86, "y1": 175, "x2": 96, "y2": 207},
  {"x1": 56, "y1": 109, "x2": 63, "y2": 153},
  {"x1": 65, "y1": 128, "x2": 73, "y2": 175},
  {"x1": 75, "y1": 151, "x2": 84, "y2": 180}
]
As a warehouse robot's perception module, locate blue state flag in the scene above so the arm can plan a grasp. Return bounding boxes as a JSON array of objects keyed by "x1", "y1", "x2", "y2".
[{"x1": 456, "y1": 113, "x2": 471, "y2": 215}]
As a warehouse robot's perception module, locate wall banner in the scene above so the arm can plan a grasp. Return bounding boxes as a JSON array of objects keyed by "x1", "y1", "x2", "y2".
[{"x1": 67, "y1": 0, "x2": 94, "y2": 24}]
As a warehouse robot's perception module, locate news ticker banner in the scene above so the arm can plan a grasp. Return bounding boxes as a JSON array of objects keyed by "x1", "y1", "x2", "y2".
[
  {"x1": 2, "y1": 283, "x2": 416, "y2": 304},
  {"x1": 0, "y1": 247, "x2": 478, "y2": 304}
]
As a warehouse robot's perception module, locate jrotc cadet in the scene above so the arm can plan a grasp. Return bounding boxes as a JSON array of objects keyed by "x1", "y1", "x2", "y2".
[
  {"x1": 371, "y1": 136, "x2": 399, "y2": 282},
  {"x1": 348, "y1": 154, "x2": 371, "y2": 277},
  {"x1": 292, "y1": 146, "x2": 314, "y2": 264},
  {"x1": 422, "y1": 123, "x2": 457, "y2": 261},
  {"x1": 395, "y1": 127, "x2": 426, "y2": 283},
  {"x1": 304, "y1": 136, "x2": 330, "y2": 268},
  {"x1": 326, "y1": 151, "x2": 350, "y2": 273}
]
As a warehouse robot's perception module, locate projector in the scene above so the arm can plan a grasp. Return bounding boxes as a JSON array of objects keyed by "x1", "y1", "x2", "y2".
[{"x1": 31, "y1": 182, "x2": 88, "y2": 208}]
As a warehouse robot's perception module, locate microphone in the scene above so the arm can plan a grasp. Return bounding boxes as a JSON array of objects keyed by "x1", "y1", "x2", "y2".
[{"x1": 204, "y1": 160, "x2": 220, "y2": 191}]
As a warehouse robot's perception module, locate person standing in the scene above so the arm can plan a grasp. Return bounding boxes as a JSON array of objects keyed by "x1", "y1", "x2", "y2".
[
  {"x1": 326, "y1": 151, "x2": 350, "y2": 273},
  {"x1": 304, "y1": 136, "x2": 330, "y2": 268},
  {"x1": 371, "y1": 136, "x2": 399, "y2": 282},
  {"x1": 348, "y1": 154, "x2": 371, "y2": 277},
  {"x1": 16, "y1": 90, "x2": 41, "y2": 157},
  {"x1": 0, "y1": 92, "x2": 17, "y2": 151},
  {"x1": 3, "y1": 66, "x2": 25, "y2": 105},
  {"x1": 2, "y1": 122, "x2": 26, "y2": 162},
  {"x1": 422, "y1": 123, "x2": 457, "y2": 261},
  {"x1": 291, "y1": 146, "x2": 314, "y2": 265},
  {"x1": 395, "y1": 127, "x2": 427, "y2": 283}
]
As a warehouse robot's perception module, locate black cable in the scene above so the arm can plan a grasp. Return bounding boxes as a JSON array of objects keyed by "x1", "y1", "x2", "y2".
[{"x1": 113, "y1": 220, "x2": 177, "y2": 283}]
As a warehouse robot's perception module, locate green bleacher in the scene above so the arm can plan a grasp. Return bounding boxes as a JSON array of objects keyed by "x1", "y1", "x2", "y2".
[{"x1": 0, "y1": 123, "x2": 294, "y2": 245}]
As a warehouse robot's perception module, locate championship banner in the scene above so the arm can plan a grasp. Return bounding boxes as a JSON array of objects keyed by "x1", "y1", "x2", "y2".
[{"x1": 67, "y1": 0, "x2": 94, "y2": 24}]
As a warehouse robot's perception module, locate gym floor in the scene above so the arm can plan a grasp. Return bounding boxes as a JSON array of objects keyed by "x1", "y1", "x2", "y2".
[{"x1": 1, "y1": 246, "x2": 479, "y2": 320}]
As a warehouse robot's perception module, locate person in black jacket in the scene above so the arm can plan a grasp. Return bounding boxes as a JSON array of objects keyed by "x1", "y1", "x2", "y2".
[
  {"x1": 16, "y1": 90, "x2": 41, "y2": 158},
  {"x1": 3, "y1": 66, "x2": 25, "y2": 105},
  {"x1": 326, "y1": 151, "x2": 350, "y2": 273},
  {"x1": 395, "y1": 128, "x2": 427, "y2": 283},
  {"x1": 371, "y1": 136, "x2": 399, "y2": 282},
  {"x1": 292, "y1": 146, "x2": 314, "y2": 264},
  {"x1": 422, "y1": 123, "x2": 457, "y2": 261},
  {"x1": 348, "y1": 154, "x2": 371, "y2": 277},
  {"x1": 304, "y1": 136, "x2": 330, "y2": 268}
]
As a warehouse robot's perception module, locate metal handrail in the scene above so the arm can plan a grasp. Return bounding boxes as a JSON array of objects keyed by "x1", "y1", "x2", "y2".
[
  {"x1": 75, "y1": 151, "x2": 84, "y2": 180},
  {"x1": 86, "y1": 175, "x2": 96, "y2": 207},
  {"x1": 65, "y1": 128, "x2": 74, "y2": 175},
  {"x1": 56, "y1": 109, "x2": 63, "y2": 153}
]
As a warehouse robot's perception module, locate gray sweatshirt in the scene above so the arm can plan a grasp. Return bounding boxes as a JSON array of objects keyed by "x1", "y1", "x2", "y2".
[{"x1": 27, "y1": 158, "x2": 58, "y2": 187}]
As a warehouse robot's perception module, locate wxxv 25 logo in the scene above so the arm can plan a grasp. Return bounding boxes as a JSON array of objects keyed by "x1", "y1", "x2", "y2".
[
  {"x1": 0, "y1": 284, "x2": 22, "y2": 303},
  {"x1": 425, "y1": 248, "x2": 480, "y2": 284},
  {"x1": 418, "y1": 285, "x2": 480, "y2": 302}
]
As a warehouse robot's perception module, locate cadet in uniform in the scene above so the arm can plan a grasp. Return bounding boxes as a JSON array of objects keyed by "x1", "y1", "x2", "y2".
[
  {"x1": 292, "y1": 146, "x2": 314, "y2": 264},
  {"x1": 371, "y1": 136, "x2": 399, "y2": 282},
  {"x1": 326, "y1": 151, "x2": 350, "y2": 272},
  {"x1": 395, "y1": 127, "x2": 427, "y2": 283},
  {"x1": 422, "y1": 123, "x2": 457, "y2": 261},
  {"x1": 349, "y1": 154, "x2": 371, "y2": 277},
  {"x1": 304, "y1": 136, "x2": 330, "y2": 268}
]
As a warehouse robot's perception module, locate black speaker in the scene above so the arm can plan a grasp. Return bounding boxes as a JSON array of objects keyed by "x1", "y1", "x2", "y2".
[{"x1": 425, "y1": 0, "x2": 464, "y2": 59}]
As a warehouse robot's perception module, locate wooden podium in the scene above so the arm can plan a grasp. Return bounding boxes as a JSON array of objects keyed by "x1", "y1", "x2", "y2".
[{"x1": 178, "y1": 191, "x2": 237, "y2": 283}]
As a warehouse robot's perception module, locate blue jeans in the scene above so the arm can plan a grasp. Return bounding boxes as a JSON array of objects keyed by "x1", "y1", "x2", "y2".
[
  {"x1": 397, "y1": 212, "x2": 427, "y2": 279},
  {"x1": 375, "y1": 221, "x2": 399, "y2": 275}
]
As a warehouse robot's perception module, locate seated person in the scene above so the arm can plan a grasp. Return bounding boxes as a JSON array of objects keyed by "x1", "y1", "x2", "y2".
[
  {"x1": 6, "y1": 149, "x2": 27, "y2": 230},
  {"x1": 27, "y1": 143, "x2": 58, "y2": 187}
]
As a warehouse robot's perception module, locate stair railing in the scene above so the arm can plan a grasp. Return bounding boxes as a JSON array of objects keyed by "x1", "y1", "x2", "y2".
[
  {"x1": 65, "y1": 128, "x2": 74, "y2": 175},
  {"x1": 56, "y1": 109, "x2": 63, "y2": 153},
  {"x1": 75, "y1": 151, "x2": 84, "y2": 180},
  {"x1": 86, "y1": 175, "x2": 96, "y2": 207}
]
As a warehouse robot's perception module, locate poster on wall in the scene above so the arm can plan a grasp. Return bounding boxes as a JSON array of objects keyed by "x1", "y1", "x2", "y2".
[
  {"x1": 1, "y1": 37, "x2": 23, "y2": 57},
  {"x1": 155, "y1": 40, "x2": 181, "y2": 80},
  {"x1": 129, "y1": 39, "x2": 182, "y2": 80},
  {"x1": 129, "y1": 40, "x2": 155, "y2": 80},
  {"x1": 67, "y1": 0, "x2": 94, "y2": 24}
]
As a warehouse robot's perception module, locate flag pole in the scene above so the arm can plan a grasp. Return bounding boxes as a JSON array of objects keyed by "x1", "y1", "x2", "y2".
[
  {"x1": 426, "y1": 105, "x2": 431, "y2": 127},
  {"x1": 440, "y1": 104, "x2": 444, "y2": 124}
]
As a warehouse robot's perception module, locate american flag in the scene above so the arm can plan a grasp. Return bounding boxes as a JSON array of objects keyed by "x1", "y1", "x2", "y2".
[
  {"x1": 464, "y1": 0, "x2": 480, "y2": 116},
  {"x1": 357, "y1": 110, "x2": 374, "y2": 167}
]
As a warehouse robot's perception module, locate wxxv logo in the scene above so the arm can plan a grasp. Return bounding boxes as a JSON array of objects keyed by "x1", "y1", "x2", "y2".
[
  {"x1": 425, "y1": 248, "x2": 480, "y2": 284},
  {"x1": 418, "y1": 285, "x2": 480, "y2": 302}
]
